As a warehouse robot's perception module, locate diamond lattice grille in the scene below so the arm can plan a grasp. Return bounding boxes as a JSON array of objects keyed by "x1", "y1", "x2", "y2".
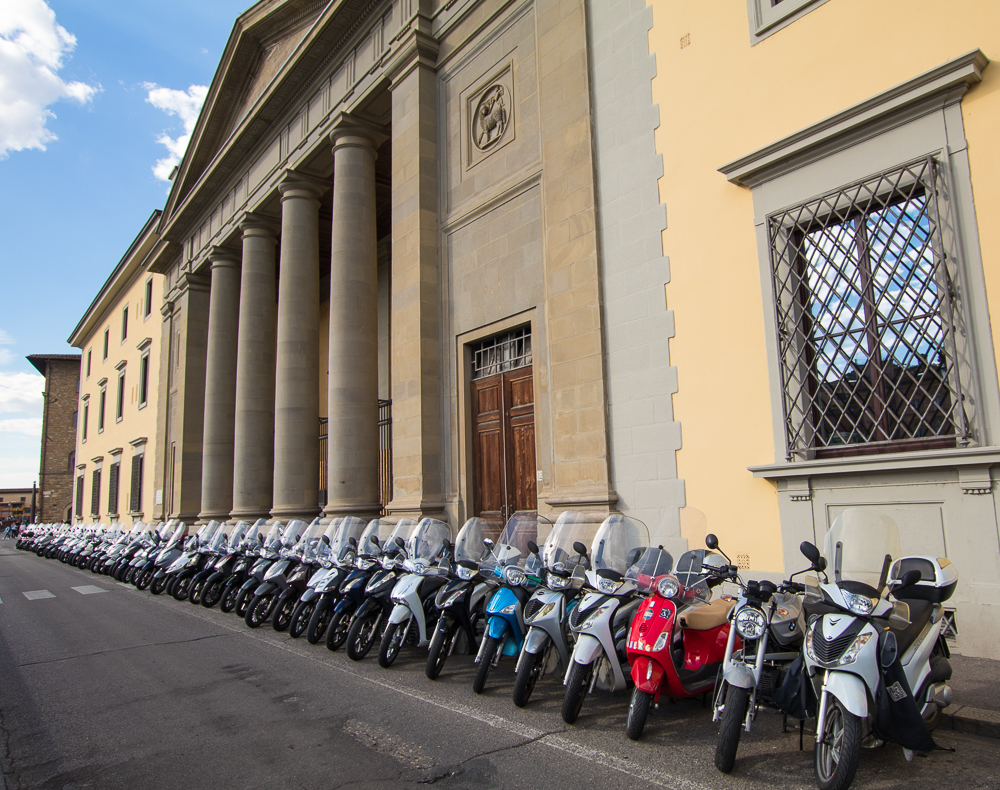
[{"x1": 767, "y1": 157, "x2": 966, "y2": 456}]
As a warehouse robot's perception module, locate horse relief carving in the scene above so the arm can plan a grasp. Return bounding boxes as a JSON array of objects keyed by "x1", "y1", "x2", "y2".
[{"x1": 473, "y1": 84, "x2": 510, "y2": 151}]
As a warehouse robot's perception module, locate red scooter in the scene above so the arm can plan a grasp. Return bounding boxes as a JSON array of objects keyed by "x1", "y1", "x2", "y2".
[{"x1": 624, "y1": 547, "x2": 737, "y2": 739}]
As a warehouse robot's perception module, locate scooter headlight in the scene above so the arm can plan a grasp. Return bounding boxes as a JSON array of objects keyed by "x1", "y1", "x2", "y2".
[
  {"x1": 500, "y1": 603, "x2": 518, "y2": 615},
  {"x1": 577, "y1": 604, "x2": 612, "y2": 630},
  {"x1": 456, "y1": 565, "x2": 476, "y2": 581},
  {"x1": 503, "y1": 566, "x2": 526, "y2": 587},
  {"x1": 735, "y1": 607, "x2": 767, "y2": 639},
  {"x1": 547, "y1": 573, "x2": 569, "y2": 590},
  {"x1": 526, "y1": 602, "x2": 555, "y2": 623},
  {"x1": 843, "y1": 590, "x2": 875, "y2": 616},
  {"x1": 656, "y1": 576, "x2": 680, "y2": 599},
  {"x1": 597, "y1": 577, "x2": 622, "y2": 594},
  {"x1": 838, "y1": 633, "x2": 873, "y2": 665},
  {"x1": 653, "y1": 632, "x2": 670, "y2": 652}
]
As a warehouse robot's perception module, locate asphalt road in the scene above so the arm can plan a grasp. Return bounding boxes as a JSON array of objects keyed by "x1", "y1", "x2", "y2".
[{"x1": 1, "y1": 543, "x2": 997, "y2": 790}]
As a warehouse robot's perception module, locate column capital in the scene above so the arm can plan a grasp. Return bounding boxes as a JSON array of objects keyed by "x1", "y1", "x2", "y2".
[
  {"x1": 328, "y1": 112, "x2": 388, "y2": 154},
  {"x1": 207, "y1": 246, "x2": 241, "y2": 270},
  {"x1": 176, "y1": 271, "x2": 210, "y2": 296},
  {"x1": 386, "y1": 28, "x2": 439, "y2": 88},
  {"x1": 277, "y1": 171, "x2": 327, "y2": 202},
  {"x1": 238, "y1": 212, "x2": 279, "y2": 239}
]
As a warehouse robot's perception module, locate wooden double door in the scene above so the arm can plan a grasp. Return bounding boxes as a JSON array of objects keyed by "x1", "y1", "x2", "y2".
[{"x1": 471, "y1": 365, "x2": 537, "y2": 523}]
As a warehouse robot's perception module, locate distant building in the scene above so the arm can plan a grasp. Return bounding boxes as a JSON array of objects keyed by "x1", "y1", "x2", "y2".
[
  {"x1": 69, "y1": 211, "x2": 164, "y2": 525},
  {"x1": 27, "y1": 354, "x2": 82, "y2": 523},
  {"x1": 0, "y1": 488, "x2": 34, "y2": 522}
]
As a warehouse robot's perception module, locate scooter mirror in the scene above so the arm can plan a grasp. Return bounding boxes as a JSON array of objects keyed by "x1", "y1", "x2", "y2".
[
  {"x1": 705, "y1": 533, "x2": 719, "y2": 550},
  {"x1": 799, "y1": 540, "x2": 821, "y2": 564},
  {"x1": 526, "y1": 540, "x2": 539, "y2": 555},
  {"x1": 394, "y1": 536, "x2": 406, "y2": 549},
  {"x1": 815, "y1": 557, "x2": 827, "y2": 572},
  {"x1": 370, "y1": 535, "x2": 380, "y2": 548},
  {"x1": 347, "y1": 536, "x2": 356, "y2": 547},
  {"x1": 572, "y1": 541, "x2": 588, "y2": 557}
]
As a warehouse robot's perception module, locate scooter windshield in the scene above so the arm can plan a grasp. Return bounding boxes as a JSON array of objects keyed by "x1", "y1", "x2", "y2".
[
  {"x1": 195, "y1": 520, "x2": 222, "y2": 547},
  {"x1": 226, "y1": 521, "x2": 250, "y2": 551},
  {"x1": 540, "y1": 510, "x2": 601, "y2": 574},
  {"x1": 356, "y1": 519, "x2": 382, "y2": 557},
  {"x1": 624, "y1": 546, "x2": 674, "y2": 592},
  {"x1": 482, "y1": 513, "x2": 548, "y2": 574},
  {"x1": 238, "y1": 518, "x2": 268, "y2": 551},
  {"x1": 296, "y1": 519, "x2": 328, "y2": 559},
  {"x1": 591, "y1": 514, "x2": 649, "y2": 576},
  {"x1": 158, "y1": 520, "x2": 180, "y2": 543},
  {"x1": 206, "y1": 522, "x2": 232, "y2": 553},
  {"x1": 823, "y1": 508, "x2": 902, "y2": 590},
  {"x1": 452, "y1": 518, "x2": 499, "y2": 564},
  {"x1": 261, "y1": 521, "x2": 284, "y2": 553},
  {"x1": 405, "y1": 518, "x2": 451, "y2": 564},
  {"x1": 281, "y1": 519, "x2": 307, "y2": 550},
  {"x1": 330, "y1": 516, "x2": 368, "y2": 562},
  {"x1": 674, "y1": 549, "x2": 721, "y2": 589}
]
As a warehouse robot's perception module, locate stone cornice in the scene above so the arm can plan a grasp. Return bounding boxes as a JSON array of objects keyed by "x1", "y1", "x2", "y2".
[{"x1": 386, "y1": 27, "x2": 439, "y2": 87}]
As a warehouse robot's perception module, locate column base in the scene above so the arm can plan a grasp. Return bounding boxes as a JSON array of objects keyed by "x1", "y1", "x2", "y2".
[
  {"x1": 323, "y1": 501, "x2": 383, "y2": 520},
  {"x1": 385, "y1": 497, "x2": 448, "y2": 524},
  {"x1": 228, "y1": 507, "x2": 273, "y2": 524},
  {"x1": 269, "y1": 504, "x2": 322, "y2": 523},
  {"x1": 197, "y1": 510, "x2": 233, "y2": 525}
]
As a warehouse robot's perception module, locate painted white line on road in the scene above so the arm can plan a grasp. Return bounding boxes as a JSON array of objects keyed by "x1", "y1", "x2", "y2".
[
  {"x1": 71, "y1": 585, "x2": 108, "y2": 595},
  {"x1": 23, "y1": 590, "x2": 55, "y2": 600},
  {"x1": 117, "y1": 583, "x2": 133, "y2": 588},
  {"x1": 163, "y1": 600, "x2": 715, "y2": 790}
]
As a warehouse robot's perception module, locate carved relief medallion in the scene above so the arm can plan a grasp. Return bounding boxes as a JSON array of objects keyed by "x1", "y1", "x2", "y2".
[
  {"x1": 473, "y1": 84, "x2": 510, "y2": 151},
  {"x1": 465, "y1": 64, "x2": 515, "y2": 171}
]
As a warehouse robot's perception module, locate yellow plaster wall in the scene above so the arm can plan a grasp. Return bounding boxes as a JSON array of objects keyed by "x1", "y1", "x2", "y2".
[{"x1": 647, "y1": 0, "x2": 1000, "y2": 572}]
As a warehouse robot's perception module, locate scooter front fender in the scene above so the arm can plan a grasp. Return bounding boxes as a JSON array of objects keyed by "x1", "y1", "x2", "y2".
[
  {"x1": 630, "y1": 655, "x2": 665, "y2": 696},
  {"x1": 522, "y1": 626, "x2": 551, "y2": 656},
  {"x1": 388, "y1": 602, "x2": 412, "y2": 626},
  {"x1": 824, "y1": 671, "x2": 869, "y2": 718},
  {"x1": 254, "y1": 581, "x2": 278, "y2": 597},
  {"x1": 570, "y1": 633, "x2": 604, "y2": 669},
  {"x1": 300, "y1": 588, "x2": 321, "y2": 604}
]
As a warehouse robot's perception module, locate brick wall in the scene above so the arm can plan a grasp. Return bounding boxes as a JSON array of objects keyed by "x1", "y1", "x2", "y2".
[{"x1": 37, "y1": 358, "x2": 82, "y2": 522}]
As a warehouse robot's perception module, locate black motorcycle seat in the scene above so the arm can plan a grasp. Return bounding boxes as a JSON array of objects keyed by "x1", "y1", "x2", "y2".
[{"x1": 889, "y1": 598, "x2": 934, "y2": 656}]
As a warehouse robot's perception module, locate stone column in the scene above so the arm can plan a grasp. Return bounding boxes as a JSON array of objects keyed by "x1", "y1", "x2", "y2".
[
  {"x1": 198, "y1": 248, "x2": 242, "y2": 522},
  {"x1": 271, "y1": 174, "x2": 324, "y2": 521},
  {"x1": 230, "y1": 216, "x2": 278, "y2": 522},
  {"x1": 323, "y1": 116, "x2": 385, "y2": 518}
]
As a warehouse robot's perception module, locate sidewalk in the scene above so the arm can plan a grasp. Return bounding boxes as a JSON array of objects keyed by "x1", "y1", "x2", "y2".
[{"x1": 942, "y1": 654, "x2": 1000, "y2": 738}]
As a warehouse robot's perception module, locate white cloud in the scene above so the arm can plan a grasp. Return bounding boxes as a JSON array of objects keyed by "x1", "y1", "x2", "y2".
[
  {"x1": 0, "y1": 0, "x2": 99, "y2": 158},
  {"x1": 0, "y1": 329, "x2": 12, "y2": 344},
  {"x1": 0, "y1": 453, "x2": 39, "y2": 488},
  {"x1": 0, "y1": 417, "x2": 42, "y2": 435},
  {"x1": 0, "y1": 370, "x2": 43, "y2": 414},
  {"x1": 144, "y1": 82, "x2": 208, "y2": 182}
]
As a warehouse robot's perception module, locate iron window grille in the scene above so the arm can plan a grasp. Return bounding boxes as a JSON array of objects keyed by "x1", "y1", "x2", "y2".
[
  {"x1": 767, "y1": 156, "x2": 970, "y2": 458},
  {"x1": 471, "y1": 327, "x2": 532, "y2": 381}
]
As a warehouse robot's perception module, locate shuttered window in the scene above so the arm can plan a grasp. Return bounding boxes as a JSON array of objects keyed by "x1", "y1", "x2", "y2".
[
  {"x1": 129, "y1": 455, "x2": 143, "y2": 514},
  {"x1": 75, "y1": 475, "x2": 84, "y2": 519},
  {"x1": 90, "y1": 469, "x2": 101, "y2": 516},
  {"x1": 108, "y1": 462, "x2": 120, "y2": 516}
]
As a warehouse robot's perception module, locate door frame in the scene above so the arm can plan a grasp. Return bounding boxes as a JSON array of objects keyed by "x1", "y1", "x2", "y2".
[{"x1": 456, "y1": 310, "x2": 544, "y2": 526}]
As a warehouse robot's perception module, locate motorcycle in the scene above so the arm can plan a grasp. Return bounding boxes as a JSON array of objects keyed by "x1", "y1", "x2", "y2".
[
  {"x1": 472, "y1": 512, "x2": 547, "y2": 694},
  {"x1": 378, "y1": 518, "x2": 453, "y2": 668},
  {"x1": 624, "y1": 546, "x2": 733, "y2": 740},
  {"x1": 344, "y1": 520, "x2": 417, "y2": 661},
  {"x1": 424, "y1": 517, "x2": 496, "y2": 680},
  {"x1": 244, "y1": 519, "x2": 308, "y2": 628},
  {"x1": 802, "y1": 509, "x2": 957, "y2": 790},
  {"x1": 511, "y1": 510, "x2": 594, "y2": 706},
  {"x1": 561, "y1": 514, "x2": 648, "y2": 724}
]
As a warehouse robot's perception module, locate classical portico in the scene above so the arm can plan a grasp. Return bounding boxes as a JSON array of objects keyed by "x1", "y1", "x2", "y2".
[{"x1": 146, "y1": 0, "x2": 683, "y2": 553}]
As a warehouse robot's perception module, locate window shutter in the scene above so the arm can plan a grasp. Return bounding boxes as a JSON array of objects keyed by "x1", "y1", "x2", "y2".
[
  {"x1": 90, "y1": 469, "x2": 101, "y2": 516},
  {"x1": 130, "y1": 455, "x2": 143, "y2": 513},
  {"x1": 75, "y1": 476, "x2": 84, "y2": 518},
  {"x1": 108, "y1": 463, "x2": 119, "y2": 515}
]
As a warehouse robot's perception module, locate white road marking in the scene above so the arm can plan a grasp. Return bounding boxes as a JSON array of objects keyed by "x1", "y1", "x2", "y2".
[
  {"x1": 23, "y1": 590, "x2": 55, "y2": 600},
  {"x1": 71, "y1": 585, "x2": 108, "y2": 595}
]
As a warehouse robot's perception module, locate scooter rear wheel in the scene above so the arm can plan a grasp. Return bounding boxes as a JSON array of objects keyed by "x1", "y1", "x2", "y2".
[
  {"x1": 512, "y1": 648, "x2": 545, "y2": 707},
  {"x1": 626, "y1": 687, "x2": 652, "y2": 740},
  {"x1": 562, "y1": 660, "x2": 594, "y2": 724},
  {"x1": 715, "y1": 684, "x2": 748, "y2": 774},
  {"x1": 472, "y1": 635, "x2": 500, "y2": 694},
  {"x1": 346, "y1": 610, "x2": 380, "y2": 661}
]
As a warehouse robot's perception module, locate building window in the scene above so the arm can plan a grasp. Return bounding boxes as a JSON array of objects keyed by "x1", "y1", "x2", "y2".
[
  {"x1": 75, "y1": 475, "x2": 84, "y2": 519},
  {"x1": 108, "y1": 461, "x2": 120, "y2": 516},
  {"x1": 747, "y1": 0, "x2": 831, "y2": 42},
  {"x1": 82, "y1": 402, "x2": 89, "y2": 442},
  {"x1": 145, "y1": 278, "x2": 153, "y2": 318},
  {"x1": 121, "y1": 305, "x2": 128, "y2": 342},
  {"x1": 129, "y1": 454, "x2": 144, "y2": 514},
  {"x1": 768, "y1": 156, "x2": 968, "y2": 458},
  {"x1": 116, "y1": 371, "x2": 125, "y2": 422},
  {"x1": 86, "y1": 350, "x2": 91, "y2": 378},
  {"x1": 138, "y1": 351, "x2": 150, "y2": 408},
  {"x1": 98, "y1": 387, "x2": 107, "y2": 433},
  {"x1": 471, "y1": 327, "x2": 532, "y2": 380},
  {"x1": 90, "y1": 468, "x2": 101, "y2": 516},
  {"x1": 103, "y1": 329, "x2": 109, "y2": 360}
]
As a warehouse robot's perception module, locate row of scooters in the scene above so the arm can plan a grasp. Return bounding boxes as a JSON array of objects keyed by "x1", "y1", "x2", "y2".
[{"x1": 18, "y1": 507, "x2": 959, "y2": 790}]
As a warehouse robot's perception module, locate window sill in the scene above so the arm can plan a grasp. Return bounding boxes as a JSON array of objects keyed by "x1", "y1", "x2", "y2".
[{"x1": 749, "y1": 445, "x2": 1000, "y2": 480}]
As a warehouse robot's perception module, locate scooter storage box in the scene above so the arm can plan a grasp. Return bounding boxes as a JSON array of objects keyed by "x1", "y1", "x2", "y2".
[{"x1": 889, "y1": 556, "x2": 957, "y2": 603}]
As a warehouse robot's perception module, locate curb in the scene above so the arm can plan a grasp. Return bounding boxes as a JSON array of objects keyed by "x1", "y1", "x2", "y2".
[{"x1": 942, "y1": 705, "x2": 1000, "y2": 739}]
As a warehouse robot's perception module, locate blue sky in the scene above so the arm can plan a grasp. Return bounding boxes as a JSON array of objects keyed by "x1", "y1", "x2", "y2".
[{"x1": 0, "y1": 0, "x2": 252, "y2": 487}]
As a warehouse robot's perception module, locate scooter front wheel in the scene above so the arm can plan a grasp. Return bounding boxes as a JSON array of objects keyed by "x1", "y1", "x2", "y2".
[
  {"x1": 562, "y1": 660, "x2": 594, "y2": 724},
  {"x1": 150, "y1": 574, "x2": 169, "y2": 595},
  {"x1": 346, "y1": 611, "x2": 380, "y2": 660},
  {"x1": 378, "y1": 620, "x2": 408, "y2": 668},
  {"x1": 426, "y1": 621, "x2": 457, "y2": 681},
  {"x1": 234, "y1": 586, "x2": 253, "y2": 617},
  {"x1": 472, "y1": 635, "x2": 501, "y2": 694},
  {"x1": 219, "y1": 578, "x2": 241, "y2": 613},
  {"x1": 815, "y1": 698, "x2": 862, "y2": 790},
  {"x1": 626, "y1": 687, "x2": 652, "y2": 740},
  {"x1": 245, "y1": 594, "x2": 274, "y2": 628},
  {"x1": 172, "y1": 574, "x2": 193, "y2": 602},
  {"x1": 325, "y1": 609, "x2": 352, "y2": 651},
  {"x1": 135, "y1": 568, "x2": 154, "y2": 591},
  {"x1": 307, "y1": 600, "x2": 332, "y2": 644},
  {"x1": 188, "y1": 578, "x2": 206, "y2": 605},
  {"x1": 201, "y1": 577, "x2": 224, "y2": 608},
  {"x1": 272, "y1": 593, "x2": 297, "y2": 632},
  {"x1": 513, "y1": 649, "x2": 545, "y2": 707},
  {"x1": 715, "y1": 684, "x2": 748, "y2": 774},
  {"x1": 288, "y1": 599, "x2": 314, "y2": 639}
]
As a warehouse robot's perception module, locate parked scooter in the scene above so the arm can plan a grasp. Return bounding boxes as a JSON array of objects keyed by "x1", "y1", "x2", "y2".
[
  {"x1": 562, "y1": 514, "x2": 648, "y2": 724},
  {"x1": 149, "y1": 522, "x2": 190, "y2": 595},
  {"x1": 199, "y1": 520, "x2": 257, "y2": 609},
  {"x1": 292, "y1": 517, "x2": 352, "y2": 642},
  {"x1": 511, "y1": 511, "x2": 595, "y2": 706},
  {"x1": 168, "y1": 521, "x2": 224, "y2": 601},
  {"x1": 233, "y1": 521, "x2": 285, "y2": 617},
  {"x1": 801, "y1": 509, "x2": 957, "y2": 790},
  {"x1": 472, "y1": 513, "x2": 547, "y2": 693},
  {"x1": 624, "y1": 547, "x2": 733, "y2": 740},
  {"x1": 244, "y1": 519, "x2": 308, "y2": 628},
  {"x1": 133, "y1": 521, "x2": 180, "y2": 590},
  {"x1": 424, "y1": 517, "x2": 496, "y2": 680},
  {"x1": 378, "y1": 518, "x2": 453, "y2": 668},
  {"x1": 187, "y1": 522, "x2": 243, "y2": 604}
]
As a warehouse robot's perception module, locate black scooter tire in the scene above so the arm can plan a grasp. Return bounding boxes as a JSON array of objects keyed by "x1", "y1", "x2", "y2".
[
  {"x1": 189, "y1": 577, "x2": 205, "y2": 605},
  {"x1": 201, "y1": 576, "x2": 225, "y2": 609},
  {"x1": 512, "y1": 648, "x2": 544, "y2": 707},
  {"x1": 426, "y1": 621, "x2": 458, "y2": 681},
  {"x1": 272, "y1": 593, "x2": 297, "y2": 632},
  {"x1": 715, "y1": 684, "x2": 748, "y2": 774},
  {"x1": 150, "y1": 573, "x2": 169, "y2": 595},
  {"x1": 288, "y1": 598, "x2": 313, "y2": 639},
  {"x1": 346, "y1": 610, "x2": 380, "y2": 661},
  {"x1": 378, "y1": 620, "x2": 407, "y2": 668},
  {"x1": 245, "y1": 593, "x2": 274, "y2": 628},
  {"x1": 235, "y1": 586, "x2": 253, "y2": 618},
  {"x1": 626, "y1": 687, "x2": 652, "y2": 740},
  {"x1": 136, "y1": 567, "x2": 154, "y2": 591},
  {"x1": 325, "y1": 609, "x2": 353, "y2": 651},
  {"x1": 172, "y1": 574, "x2": 192, "y2": 602},
  {"x1": 472, "y1": 635, "x2": 500, "y2": 694},
  {"x1": 307, "y1": 600, "x2": 332, "y2": 645},
  {"x1": 562, "y1": 660, "x2": 593, "y2": 724},
  {"x1": 219, "y1": 578, "x2": 241, "y2": 613}
]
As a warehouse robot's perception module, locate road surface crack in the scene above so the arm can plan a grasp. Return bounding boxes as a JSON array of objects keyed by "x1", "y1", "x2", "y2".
[{"x1": 16, "y1": 632, "x2": 229, "y2": 668}]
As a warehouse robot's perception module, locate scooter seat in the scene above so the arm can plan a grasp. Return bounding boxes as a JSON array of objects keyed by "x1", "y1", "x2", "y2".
[{"x1": 679, "y1": 597, "x2": 734, "y2": 631}]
